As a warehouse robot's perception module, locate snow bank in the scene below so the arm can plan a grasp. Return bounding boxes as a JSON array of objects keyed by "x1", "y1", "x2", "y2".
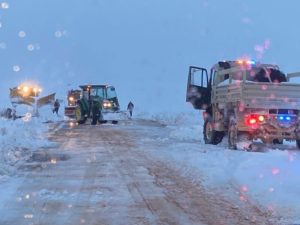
[{"x1": 0, "y1": 117, "x2": 52, "y2": 178}]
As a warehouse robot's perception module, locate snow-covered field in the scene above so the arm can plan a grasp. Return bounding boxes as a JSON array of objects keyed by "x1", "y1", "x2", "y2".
[{"x1": 138, "y1": 111, "x2": 300, "y2": 224}]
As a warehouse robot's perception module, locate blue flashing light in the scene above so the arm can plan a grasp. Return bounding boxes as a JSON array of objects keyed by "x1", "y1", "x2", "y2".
[
  {"x1": 248, "y1": 60, "x2": 256, "y2": 65},
  {"x1": 286, "y1": 116, "x2": 291, "y2": 121},
  {"x1": 279, "y1": 116, "x2": 284, "y2": 120}
]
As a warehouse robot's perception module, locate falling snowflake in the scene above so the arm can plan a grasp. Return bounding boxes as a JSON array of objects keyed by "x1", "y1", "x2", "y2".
[
  {"x1": 272, "y1": 168, "x2": 280, "y2": 175},
  {"x1": 0, "y1": 2, "x2": 9, "y2": 9},
  {"x1": 0, "y1": 42, "x2": 6, "y2": 49},
  {"x1": 13, "y1": 65, "x2": 21, "y2": 72},
  {"x1": 269, "y1": 187, "x2": 275, "y2": 192},
  {"x1": 27, "y1": 44, "x2": 35, "y2": 51},
  {"x1": 241, "y1": 185, "x2": 248, "y2": 192},
  {"x1": 55, "y1": 30, "x2": 63, "y2": 38},
  {"x1": 254, "y1": 39, "x2": 271, "y2": 59},
  {"x1": 35, "y1": 43, "x2": 41, "y2": 50},
  {"x1": 18, "y1": 31, "x2": 26, "y2": 38},
  {"x1": 55, "y1": 30, "x2": 68, "y2": 38},
  {"x1": 24, "y1": 214, "x2": 33, "y2": 219},
  {"x1": 241, "y1": 17, "x2": 252, "y2": 24}
]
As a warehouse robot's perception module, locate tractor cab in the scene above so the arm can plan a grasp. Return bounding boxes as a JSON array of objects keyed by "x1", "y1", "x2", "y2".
[
  {"x1": 75, "y1": 84, "x2": 121, "y2": 125},
  {"x1": 79, "y1": 85, "x2": 120, "y2": 112}
]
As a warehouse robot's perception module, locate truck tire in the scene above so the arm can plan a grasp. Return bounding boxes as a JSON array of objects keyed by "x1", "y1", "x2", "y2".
[
  {"x1": 273, "y1": 139, "x2": 283, "y2": 145},
  {"x1": 75, "y1": 106, "x2": 86, "y2": 124},
  {"x1": 203, "y1": 119, "x2": 224, "y2": 145},
  {"x1": 296, "y1": 140, "x2": 300, "y2": 150},
  {"x1": 228, "y1": 120, "x2": 238, "y2": 150}
]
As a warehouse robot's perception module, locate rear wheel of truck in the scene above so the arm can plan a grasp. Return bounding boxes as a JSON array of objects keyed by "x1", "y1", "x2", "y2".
[
  {"x1": 203, "y1": 119, "x2": 224, "y2": 145},
  {"x1": 75, "y1": 106, "x2": 86, "y2": 124},
  {"x1": 228, "y1": 120, "x2": 238, "y2": 150},
  {"x1": 273, "y1": 139, "x2": 283, "y2": 145}
]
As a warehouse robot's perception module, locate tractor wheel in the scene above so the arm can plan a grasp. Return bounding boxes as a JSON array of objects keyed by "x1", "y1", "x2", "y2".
[
  {"x1": 228, "y1": 119, "x2": 238, "y2": 150},
  {"x1": 203, "y1": 118, "x2": 224, "y2": 145},
  {"x1": 98, "y1": 111, "x2": 107, "y2": 124},
  {"x1": 91, "y1": 107, "x2": 99, "y2": 125},
  {"x1": 75, "y1": 106, "x2": 86, "y2": 124}
]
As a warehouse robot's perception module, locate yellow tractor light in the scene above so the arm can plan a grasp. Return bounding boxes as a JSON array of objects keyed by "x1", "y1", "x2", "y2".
[{"x1": 23, "y1": 86, "x2": 29, "y2": 93}]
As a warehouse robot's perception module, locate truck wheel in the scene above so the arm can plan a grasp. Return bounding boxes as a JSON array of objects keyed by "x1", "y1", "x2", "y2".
[
  {"x1": 228, "y1": 120, "x2": 238, "y2": 150},
  {"x1": 296, "y1": 140, "x2": 300, "y2": 149},
  {"x1": 75, "y1": 107, "x2": 86, "y2": 124},
  {"x1": 203, "y1": 119, "x2": 224, "y2": 145},
  {"x1": 273, "y1": 139, "x2": 283, "y2": 145}
]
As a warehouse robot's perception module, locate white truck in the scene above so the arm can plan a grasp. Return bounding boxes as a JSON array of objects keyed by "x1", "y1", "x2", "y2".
[{"x1": 186, "y1": 60, "x2": 300, "y2": 150}]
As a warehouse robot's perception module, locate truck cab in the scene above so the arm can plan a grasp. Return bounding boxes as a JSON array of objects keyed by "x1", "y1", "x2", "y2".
[{"x1": 64, "y1": 90, "x2": 81, "y2": 118}]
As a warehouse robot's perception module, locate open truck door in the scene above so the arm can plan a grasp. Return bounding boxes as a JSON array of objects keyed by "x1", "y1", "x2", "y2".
[{"x1": 186, "y1": 66, "x2": 211, "y2": 110}]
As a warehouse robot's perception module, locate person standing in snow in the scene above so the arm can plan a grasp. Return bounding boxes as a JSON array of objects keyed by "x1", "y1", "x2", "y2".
[
  {"x1": 127, "y1": 101, "x2": 134, "y2": 118},
  {"x1": 53, "y1": 99, "x2": 60, "y2": 115}
]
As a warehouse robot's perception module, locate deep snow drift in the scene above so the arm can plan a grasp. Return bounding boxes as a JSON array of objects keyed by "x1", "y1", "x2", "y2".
[{"x1": 0, "y1": 106, "x2": 57, "y2": 180}]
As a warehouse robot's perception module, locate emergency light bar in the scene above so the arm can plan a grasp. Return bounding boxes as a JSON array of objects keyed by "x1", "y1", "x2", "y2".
[{"x1": 237, "y1": 60, "x2": 256, "y2": 65}]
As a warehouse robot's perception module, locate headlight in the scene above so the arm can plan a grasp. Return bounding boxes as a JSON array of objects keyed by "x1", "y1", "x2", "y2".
[
  {"x1": 69, "y1": 96, "x2": 74, "y2": 102},
  {"x1": 103, "y1": 102, "x2": 112, "y2": 108},
  {"x1": 23, "y1": 86, "x2": 29, "y2": 93}
]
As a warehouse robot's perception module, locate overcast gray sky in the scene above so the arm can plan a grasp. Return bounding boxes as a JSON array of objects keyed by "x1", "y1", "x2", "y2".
[{"x1": 1, "y1": 0, "x2": 300, "y2": 113}]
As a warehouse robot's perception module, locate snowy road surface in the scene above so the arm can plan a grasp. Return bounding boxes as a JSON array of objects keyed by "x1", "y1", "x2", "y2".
[{"x1": 0, "y1": 119, "x2": 280, "y2": 225}]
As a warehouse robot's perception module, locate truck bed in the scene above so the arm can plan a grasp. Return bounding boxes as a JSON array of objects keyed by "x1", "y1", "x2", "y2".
[{"x1": 214, "y1": 82, "x2": 300, "y2": 110}]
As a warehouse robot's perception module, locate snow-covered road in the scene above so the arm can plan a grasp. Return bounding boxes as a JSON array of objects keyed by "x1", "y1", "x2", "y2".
[{"x1": 0, "y1": 119, "x2": 278, "y2": 225}]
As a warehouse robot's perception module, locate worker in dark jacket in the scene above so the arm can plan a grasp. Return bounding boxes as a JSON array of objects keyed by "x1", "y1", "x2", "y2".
[
  {"x1": 53, "y1": 99, "x2": 60, "y2": 115},
  {"x1": 127, "y1": 101, "x2": 134, "y2": 118}
]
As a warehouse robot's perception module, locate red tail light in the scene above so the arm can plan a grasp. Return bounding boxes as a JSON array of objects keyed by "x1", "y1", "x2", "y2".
[{"x1": 245, "y1": 114, "x2": 265, "y2": 126}]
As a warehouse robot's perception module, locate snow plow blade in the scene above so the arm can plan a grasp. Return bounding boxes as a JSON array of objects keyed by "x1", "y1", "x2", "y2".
[
  {"x1": 101, "y1": 110, "x2": 129, "y2": 122},
  {"x1": 37, "y1": 93, "x2": 56, "y2": 108}
]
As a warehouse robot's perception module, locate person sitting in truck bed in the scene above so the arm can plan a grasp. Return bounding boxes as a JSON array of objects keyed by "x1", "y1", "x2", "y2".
[{"x1": 253, "y1": 68, "x2": 287, "y2": 83}]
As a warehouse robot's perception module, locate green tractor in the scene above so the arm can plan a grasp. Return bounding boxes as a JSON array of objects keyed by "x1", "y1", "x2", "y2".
[{"x1": 75, "y1": 85, "x2": 120, "y2": 125}]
